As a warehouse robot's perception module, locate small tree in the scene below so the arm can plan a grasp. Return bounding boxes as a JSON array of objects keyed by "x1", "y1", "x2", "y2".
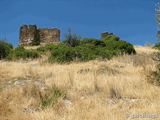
[
  {"x1": 62, "y1": 28, "x2": 82, "y2": 47},
  {"x1": 155, "y1": 2, "x2": 160, "y2": 42},
  {"x1": 0, "y1": 39, "x2": 13, "y2": 59}
]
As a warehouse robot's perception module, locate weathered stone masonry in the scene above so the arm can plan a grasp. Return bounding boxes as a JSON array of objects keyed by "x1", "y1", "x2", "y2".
[
  {"x1": 101, "y1": 32, "x2": 115, "y2": 39},
  {"x1": 18, "y1": 24, "x2": 114, "y2": 46},
  {"x1": 18, "y1": 24, "x2": 60, "y2": 46}
]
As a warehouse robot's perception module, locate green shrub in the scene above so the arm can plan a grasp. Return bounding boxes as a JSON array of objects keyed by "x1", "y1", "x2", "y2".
[
  {"x1": 80, "y1": 38, "x2": 106, "y2": 47},
  {"x1": 37, "y1": 46, "x2": 46, "y2": 53},
  {"x1": 7, "y1": 46, "x2": 39, "y2": 60},
  {"x1": 15, "y1": 46, "x2": 25, "y2": 51},
  {"x1": 40, "y1": 87, "x2": 63, "y2": 107},
  {"x1": 37, "y1": 43, "x2": 67, "y2": 53},
  {"x1": 62, "y1": 28, "x2": 82, "y2": 47},
  {"x1": 63, "y1": 39, "x2": 81, "y2": 47},
  {"x1": 102, "y1": 39, "x2": 136, "y2": 54},
  {"x1": 37, "y1": 44, "x2": 56, "y2": 52},
  {"x1": 95, "y1": 47, "x2": 114, "y2": 59},
  {"x1": 103, "y1": 35, "x2": 120, "y2": 41},
  {"x1": 29, "y1": 41, "x2": 40, "y2": 46},
  {"x1": 0, "y1": 40, "x2": 13, "y2": 59},
  {"x1": 48, "y1": 46, "x2": 75, "y2": 64},
  {"x1": 48, "y1": 38, "x2": 135, "y2": 63},
  {"x1": 47, "y1": 34, "x2": 136, "y2": 63},
  {"x1": 44, "y1": 44, "x2": 56, "y2": 51},
  {"x1": 27, "y1": 50, "x2": 39, "y2": 58},
  {"x1": 75, "y1": 44, "x2": 114, "y2": 61},
  {"x1": 7, "y1": 46, "x2": 27, "y2": 59},
  {"x1": 75, "y1": 44, "x2": 97, "y2": 61},
  {"x1": 153, "y1": 43, "x2": 160, "y2": 50}
]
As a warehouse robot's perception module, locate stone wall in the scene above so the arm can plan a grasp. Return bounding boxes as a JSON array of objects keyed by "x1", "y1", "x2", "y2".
[
  {"x1": 101, "y1": 32, "x2": 115, "y2": 39},
  {"x1": 18, "y1": 24, "x2": 60, "y2": 46}
]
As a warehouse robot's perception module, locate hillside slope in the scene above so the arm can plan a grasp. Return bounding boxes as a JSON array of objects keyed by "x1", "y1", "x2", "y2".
[{"x1": 0, "y1": 46, "x2": 160, "y2": 120}]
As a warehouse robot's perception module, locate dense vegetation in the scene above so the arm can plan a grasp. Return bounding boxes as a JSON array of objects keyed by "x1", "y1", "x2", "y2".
[
  {"x1": 6, "y1": 46, "x2": 39, "y2": 60},
  {"x1": 0, "y1": 39, "x2": 13, "y2": 59},
  {"x1": 48, "y1": 35, "x2": 136, "y2": 63},
  {"x1": 0, "y1": 34, "x2": 136, "y2": 63},
  {"x1": 36, "y1": 34, "x2": 136, "y2": 64},
  {"x1": 153, "y1": 42, "x2": 160, "y2": 50}
]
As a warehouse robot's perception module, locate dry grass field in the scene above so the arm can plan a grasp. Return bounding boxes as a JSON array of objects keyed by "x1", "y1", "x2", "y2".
[{"x1": 0, "y1": 46, "x2": 160, "y2": 120}]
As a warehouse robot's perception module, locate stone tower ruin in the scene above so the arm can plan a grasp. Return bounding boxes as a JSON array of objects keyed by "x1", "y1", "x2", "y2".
[
  {"x1": 18, "y1": 24, "x2": 60, "y2": 46},
  {"x1": 101, "y1": 32, "x2": 115, "y2": 39}
]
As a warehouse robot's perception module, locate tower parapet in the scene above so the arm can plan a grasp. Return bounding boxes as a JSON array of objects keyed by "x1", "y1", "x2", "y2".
[
  {"x1": 18, "y1": 24, "x2": 60, "y2": 46},
  {"x1": 101, "y1": 32, "x2": 115, "y2": 39}
]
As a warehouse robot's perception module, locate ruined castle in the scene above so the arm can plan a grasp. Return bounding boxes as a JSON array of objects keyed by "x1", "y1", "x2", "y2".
[
  {"x1": 18, "y1": 24, "x2": 114, "y2": 46},
  {"x1": 18, "y1": 24, "x2": 60, "y2": 46},
  {"x1": 100, "y1": 32, "x2": 115, "y2": 39}
]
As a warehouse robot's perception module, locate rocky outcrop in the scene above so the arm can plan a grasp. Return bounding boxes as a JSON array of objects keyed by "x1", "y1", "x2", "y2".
[{"x1": 18, "y1": 24, "x2": 60, "y2": 46}]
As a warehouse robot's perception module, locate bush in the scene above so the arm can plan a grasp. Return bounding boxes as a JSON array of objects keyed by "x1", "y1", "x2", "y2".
[
  {"x1": 27, "y1": 50, "x2": 39, "y2": 58},
  {"x1": 62, "y1": 28, "x2": 82, "y2": 47},
  {"x1": 102, "y1": 39, "x2": 136, "y2": 54},
  {"x1": 37, "y1": 43, "x2": 67, "y2": 53},
  {"x1": 103, "y1": 35, "x2": 120, "y2": 41},
  {"x1": 74, "y1": 44, "x2": 115, "y2": 61},
  {"x1": 153, "y1": 43, "x2": 160, "y2": 50},
  {"x1": 44, "y1": 44, "x2": 56, "y2": 51},
  {"x1": 37, "y1": 46, "x2": 46, "y2": 53},
  {"x1": 29, "y1": 41, "x2": 40, "y2": 46},
  {"x1": 0, "y1": 40, "x2": 13, "y2": 59},
  {"x1": 75, "y1": 44, "x2": 97, "y2": 61},
  {"x1": 49, "y1": 46, "x2": 75, "y2": 64},
  {"x1": 63, "y1": 39, "x2": 81, "y2": 47},
  {"x1": 80, "y1": 38, "x2": 106, "y2": 47},
  {"x1": 36, "y1": 44, "x2": 57, "y2": 53},
  {"x1": 95, "y1": 47, "x2": 114, "y2": 59},
  {"x1": 48, "y1": 36, "x2": 135, "y2": 63},
  {"x1": 7, "y1": 46, "x2": 39, "y2": 60},
  {"x1": 40, "y1": 86, "x2": 63, "y2": 107},
  {"x1": 47, "y1": 33, "x2": 136, "y2": 63}
]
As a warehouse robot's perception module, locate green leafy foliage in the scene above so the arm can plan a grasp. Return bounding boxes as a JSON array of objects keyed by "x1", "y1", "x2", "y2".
[
  {"x1": 80, "y1": 38, "x2": 106, "y2": 47},
  {"x1": 7, "y1": 46, "x2": 39, "y2": 60},
  {"x1": 153, "y1": 43, "x2": 160, "y2": 50},
  {"x1": 102, "y1": 36, "x2": 136, "y2": 54},
  {"x1": 0, "y1": 39, "x2": 13, "y2": 59},
  {"x1": 102, "y1": 35, "x2": 120, "y2": 41},
  {"x1": 95, "y1": 47, "x2": 116, "y2": 59},
  {"x1": 37, "y1": 43, "x2": 68, "y2": 53},
  {"x1": 27, "y1": 50, "x2": 39, "y2": 58},
  {"x1": 48, "y1": 35, "x2": 136, "y2": 63},
  {"x1": 44, "y1": 44, "x2": 56, "y2": 51},
  {"x1": 40, "y1": 87, "x2": 63, "y2": 107},
  {"x1": 29, "y1": 41, "x2": 40, "y2": 46},
  {"x1": 62, "y1": 28, "x2": 82, "y2": 47},
  {"x1": 37, "y1": 46, "x2": 46, "y2": 53},
  {"x1": 48, "y1": 46, "x2": 75, "y2": 64},
  {"x1": 75, "y1": 44, "x2": 97, "y2": 61}
]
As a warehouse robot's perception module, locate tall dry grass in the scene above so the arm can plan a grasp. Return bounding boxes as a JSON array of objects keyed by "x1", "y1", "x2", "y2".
[{"x1": 0, "y1": 46, "x2": 160, "y2": 120}]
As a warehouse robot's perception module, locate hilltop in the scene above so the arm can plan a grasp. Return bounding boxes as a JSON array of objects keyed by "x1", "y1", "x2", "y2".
[{"x1": 0, "y1": 46, "x2": 160, "y2": 120}]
